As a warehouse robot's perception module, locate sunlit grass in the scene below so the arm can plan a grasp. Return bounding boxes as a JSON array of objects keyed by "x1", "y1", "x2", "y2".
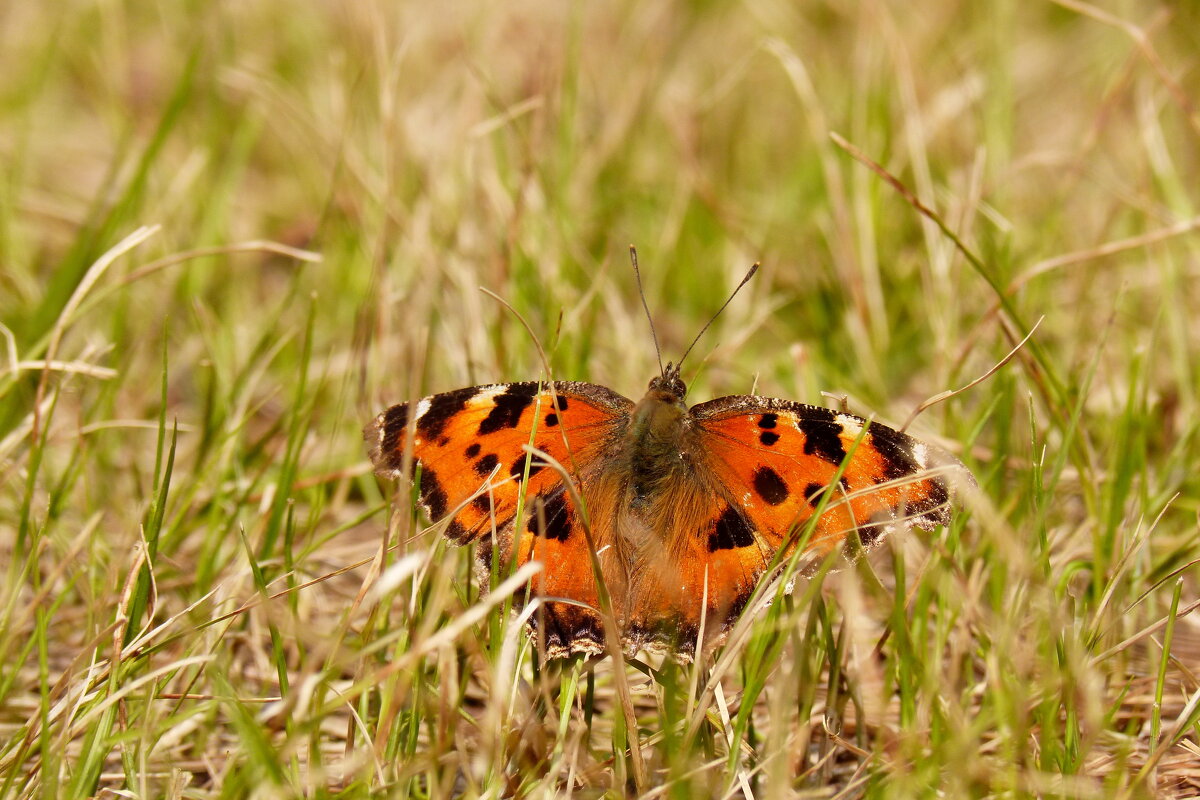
[{"x1": 2, "y1": 1, "x2": 1199, "y2": 797}]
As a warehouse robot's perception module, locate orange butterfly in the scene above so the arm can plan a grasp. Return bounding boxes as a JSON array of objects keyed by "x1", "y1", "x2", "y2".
[{"x1": 366, "y1": 256, "x2": 973, "y2": 660}]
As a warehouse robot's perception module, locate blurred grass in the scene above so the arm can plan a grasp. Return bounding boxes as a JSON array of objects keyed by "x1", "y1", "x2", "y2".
[{"x1": 2, "y1": 0, "x2": 1200, "y2": 797}]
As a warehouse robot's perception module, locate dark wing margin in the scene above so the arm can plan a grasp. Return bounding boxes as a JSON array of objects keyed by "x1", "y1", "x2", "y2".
[{"x1": 365, "y1": 380, "x2": 633, "y2": 477}]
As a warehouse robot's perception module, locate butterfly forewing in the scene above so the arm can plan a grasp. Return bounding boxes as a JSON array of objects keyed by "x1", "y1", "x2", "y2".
[
  {"x1": 366, "y1": 381, "x2": 632, "y2": 545},
  {"x1": 691, "y1": 396, "x2": 970, "y2": 558}
]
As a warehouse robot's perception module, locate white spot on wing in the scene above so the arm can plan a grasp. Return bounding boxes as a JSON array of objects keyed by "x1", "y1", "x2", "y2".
[
  {"x1": 414, "y1": 397, "x2": 431, "y2": 420},
  {"x1": 836, "y1": 414, "x2": 863, "y2": 436},
  {"x1": 912, "y1": 442, "x2": 928, "y2": 468},
  {"x1": 476, "y1": 384, "x2": 507, "y2": 402}
]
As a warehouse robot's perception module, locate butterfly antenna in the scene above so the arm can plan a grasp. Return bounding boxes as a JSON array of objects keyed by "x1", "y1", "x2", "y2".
[
  {"x1": 677, "y1": 261, "x2": 760, "y2": 370},
  {"x1": 630, "y1": 245, "x2": 666, "y2": 377}
]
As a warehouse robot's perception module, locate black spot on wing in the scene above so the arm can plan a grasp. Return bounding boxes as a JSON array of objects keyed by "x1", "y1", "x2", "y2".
[
  {"x1": 474, "y1": 453, "x2": 499, "y2": 476},
  {"x1": 474, "y1": 534, "x2": 494, "y2": 567},
  {"x1": 367, "y1": 402, "x2": 410, "y2": 472},
  {"x1": 465, "y1": 443, "x2": 481, "y2": 458},
  {"x1": 528, "y1": 489, "x2": 572, "y2": 541},
  {"x1": 510, "y1": 455, "x2": 544, "y2": 482},
  {"x1": 383, "y1": 404, "x2": 409, "y2": 430},
  {"x1": 707, "y1": 506, "x2": 756, "y2": 551},
  {"x1": 870, "y1": 428, "x2": 921, "y2": 482},
  {"x1": 868, "y1": 430, "x2": 953, "y2": 525},
  {"x1": 544, "y1": 412, "x2": 559, "y2": 427},
  {"x1": 758, "y1": 413, "x2": 777, "y2": 429},
  {"x1": 854, "y1": 512, "x2": 895, "y2": 549},
  {"x1": 472, "y1": 494, "x2": 492, "y2": 514},
  {"x1": 421, "y1": 468, "x2": 449, "y2": 520},
  {"x1": 752, "y1": 466, "x2": 790, "y2": 506},
  {"x1": 534, "y1": 602, "x2": 602, "y2": 654},
  {"x1": 552, "y1": 396, "x2": 569, "y2": 411},
  {"x1": 917, "y1": 480, "x2": 951, "y2": 516},
  {"x1": 478, "y1": 384, "x2": 538, "y2": 435},
  {"x1": 803, "y1": 482, "x2": 824, "y2": 507},
  {"x1": 897, "y1": 483, "x2": 952, "y2": 527},
  {"x1": 374, "y1": 404, "x2": 410, "y2": 469},
  {"x1": 639, "y1": 616, "x2": 700, "y2": 658},
  {"x1": 418, "y1": 387, "x2": 479, "y2": 440},
  {"x1": 798, "y1": 408, "x2": 847, "y2": 465},
  {"x1": 445, "y1": 520, "x2": 470, "y2": 544},
  {"x1": 759, "y1": 430, "x2": 780, "y2": 446}
]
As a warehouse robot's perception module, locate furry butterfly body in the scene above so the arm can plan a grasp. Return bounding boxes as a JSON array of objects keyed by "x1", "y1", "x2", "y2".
[{"x1": 366, "y1": 363, "x2": 972, "y2": 660}]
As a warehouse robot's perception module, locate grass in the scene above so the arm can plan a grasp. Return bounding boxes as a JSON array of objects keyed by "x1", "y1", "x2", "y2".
[{"x1": 2, "y1": 0, "x2": 1200, "y2": 797}]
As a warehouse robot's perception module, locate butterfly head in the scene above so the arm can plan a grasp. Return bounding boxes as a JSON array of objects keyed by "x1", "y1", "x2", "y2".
[
  {"x1": 629, "y1": 245, "x2": 758, "y2": 408},
  {"x1": 648, "y1": 361, "x2": 687, "y2": 401}
]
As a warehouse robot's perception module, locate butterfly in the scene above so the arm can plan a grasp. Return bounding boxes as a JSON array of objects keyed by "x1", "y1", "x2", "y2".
[{"x1": 366, "y1": 256, "x2": 973, "y2": 661}]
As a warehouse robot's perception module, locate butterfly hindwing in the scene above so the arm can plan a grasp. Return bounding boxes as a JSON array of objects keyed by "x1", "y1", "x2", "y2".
[
  {"x1": 366, "y1": 381, "x2": 633, "y2": 546},
  {"x1": 622, "y1": 497, "x2": 767, "y2": 658},
  {"x1": 509, "y1": 484, "x2": 612, "y2": 657},
  {"x1": 692, "y1": 396, "x2": 969, "y2": 559}
]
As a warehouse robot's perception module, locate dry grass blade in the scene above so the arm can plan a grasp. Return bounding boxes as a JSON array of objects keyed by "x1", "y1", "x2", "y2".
[
  {"x1": 1050, "y1": 0, "x2": 1200, "y2": 136},
  {"x1": 1090, "y1": 596, "x2": 1200, "y2": 665},
  {"x1": 375, "y1": 561, "x2": 544, "y2": 679},
  {"x1": 901, "y1": 316, "x2": 1043, "y2": 432},
  {"x1": 1009, "y1": 217, "x2": 1200, "y2": 293},
  {"x1": 32, "y1": 225, "x2": 159, "y2": 441},
  {"x1": 119, "y1": 240, "x2": 322, "y2": 287}
]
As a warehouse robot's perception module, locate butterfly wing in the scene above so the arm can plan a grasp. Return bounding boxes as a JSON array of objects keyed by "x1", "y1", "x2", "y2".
[
  {"x1": 366, "y1": 381, "x2": 635, "y2": 657},
  {"x1": 619, "y1": 479, "x2": 774, "y2": 659},
  {"x1": 691, "y1": 396, "x2": 971, "y2": 561},
  {"x1": 366, "y1": 381, "x2": 632, "y2": 544}
]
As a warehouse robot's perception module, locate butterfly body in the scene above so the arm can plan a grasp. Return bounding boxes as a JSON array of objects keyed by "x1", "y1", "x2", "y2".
[
  {"x1": 625, "y1": 371, "x2": 693, "y2": 507},
  {"x1": 367, "y1": 367, "x2": 971, "y2": 660}
]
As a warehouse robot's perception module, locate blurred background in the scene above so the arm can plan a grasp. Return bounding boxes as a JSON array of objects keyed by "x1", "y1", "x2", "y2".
[
  {"x1": 6, "y1": 3, "x2": 1200, "y2": 406},
  {"x1": 3, "y1": 1, "x2": 1199, "y2": 796}
]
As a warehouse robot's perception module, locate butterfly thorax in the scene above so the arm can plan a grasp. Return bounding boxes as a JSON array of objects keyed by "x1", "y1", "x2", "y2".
[{"x1": 626, "y1": 374, "x2": 691, "y2": 506}]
